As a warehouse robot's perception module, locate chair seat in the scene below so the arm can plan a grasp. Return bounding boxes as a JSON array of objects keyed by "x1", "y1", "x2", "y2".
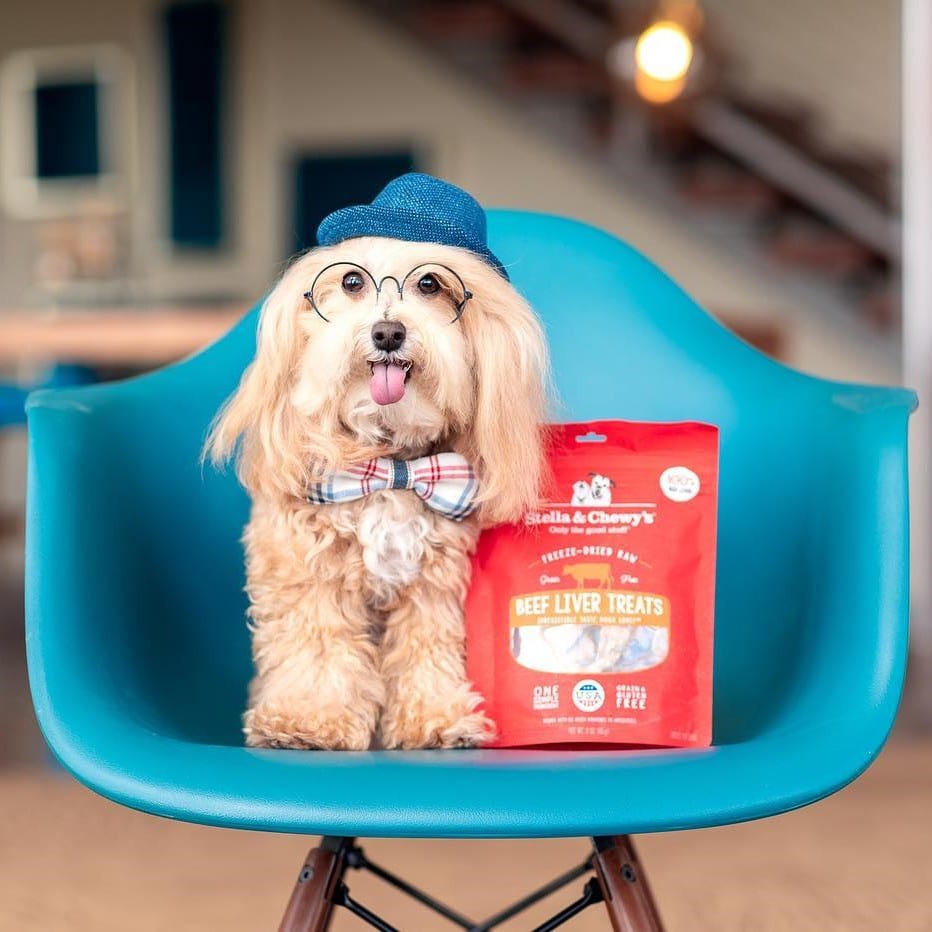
[
  {"x1": 26, "y1": 210, "x2": 916, "y2": 838},
  {"x1": 29, "y1": 685, "x2": 887, "y2": 837}
]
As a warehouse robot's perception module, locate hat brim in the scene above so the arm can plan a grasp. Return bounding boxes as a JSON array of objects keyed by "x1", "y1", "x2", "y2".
[{"x1": 317, "y1": 204, "x2": 509, "y2": 280}]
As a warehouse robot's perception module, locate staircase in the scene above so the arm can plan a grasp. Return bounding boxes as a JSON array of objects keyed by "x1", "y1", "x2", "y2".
[{"x1": 356, "y1": 0, "x2": 899, "y2": 362}]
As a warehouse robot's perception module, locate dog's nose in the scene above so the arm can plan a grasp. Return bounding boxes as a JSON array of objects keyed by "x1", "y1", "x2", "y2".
[{"x1": 371, "y1": 319, "x2": 406, "y2": 352}]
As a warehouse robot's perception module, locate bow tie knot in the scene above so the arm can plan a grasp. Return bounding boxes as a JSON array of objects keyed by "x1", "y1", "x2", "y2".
[{"x1": 307, "y1": 453, "x2": 478, "y2": 520}]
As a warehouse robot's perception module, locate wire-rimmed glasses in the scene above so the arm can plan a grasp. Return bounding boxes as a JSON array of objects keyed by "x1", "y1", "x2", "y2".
[{"x1": 304, "y1": 262, "x2": 473, "y2": 323}]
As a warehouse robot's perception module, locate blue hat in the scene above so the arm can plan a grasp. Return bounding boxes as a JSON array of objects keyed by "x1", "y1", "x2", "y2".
[{"x1": 316, "y1": 172, "x2": 508, "y2": 279}]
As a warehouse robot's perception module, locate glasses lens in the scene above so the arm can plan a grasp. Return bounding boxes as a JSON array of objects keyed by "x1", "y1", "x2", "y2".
[
  {"x1": 402, "y1": 264, "x2": 468, "y2": 314},
  {"x1": 309, "y1": 263, "x2": 373, "y2": 317}
]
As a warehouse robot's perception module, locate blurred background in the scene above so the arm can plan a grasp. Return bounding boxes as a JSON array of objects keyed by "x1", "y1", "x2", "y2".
[{"x1": 0, "y1": 1, "x2": 929, "y2": 928}]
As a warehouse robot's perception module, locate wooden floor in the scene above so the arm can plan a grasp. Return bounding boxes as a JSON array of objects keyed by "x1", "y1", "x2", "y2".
[{"x1": 0, "y1": 738, "x2": 930, "y2": 931}]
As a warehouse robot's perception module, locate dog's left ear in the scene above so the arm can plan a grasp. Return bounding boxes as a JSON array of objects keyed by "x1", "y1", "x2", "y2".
[
  {"x1": 203, "y1": 253, "x2": 341, "y2": 502},
  {"x1": 460, "y1": 269, "x2": 550, "y2": 526}
]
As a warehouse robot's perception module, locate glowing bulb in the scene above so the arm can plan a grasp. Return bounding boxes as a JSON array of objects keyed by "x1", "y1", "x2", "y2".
[{"x1": 635, "y1": 21, "x2": 694, "y2": 83}]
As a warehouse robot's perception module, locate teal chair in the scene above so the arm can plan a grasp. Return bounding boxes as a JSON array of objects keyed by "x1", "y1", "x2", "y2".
[
  {"x1": 26, "y1": 212, "x2": 915, "y2": 930},
  {"x1": 0, "y1": 384, "x2": 29, "y2": 428},
  {"x1": 1, "y1": 364, "x2": 96, "y2": 429}
]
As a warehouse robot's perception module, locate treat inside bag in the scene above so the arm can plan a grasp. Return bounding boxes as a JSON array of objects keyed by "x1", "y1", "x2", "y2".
[{"x1": 466, "y1": 420, "x2": 719, "y2": 748}]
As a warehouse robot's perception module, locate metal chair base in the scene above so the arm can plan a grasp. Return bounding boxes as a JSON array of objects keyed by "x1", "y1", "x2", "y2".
[{"x1": 278, "y1": 835, "x2": 664, "y2": 932}]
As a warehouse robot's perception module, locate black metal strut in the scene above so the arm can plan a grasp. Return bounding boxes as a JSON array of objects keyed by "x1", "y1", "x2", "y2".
[{"x1": 323, "y1": 839, "x2": 605, "y2": 931}]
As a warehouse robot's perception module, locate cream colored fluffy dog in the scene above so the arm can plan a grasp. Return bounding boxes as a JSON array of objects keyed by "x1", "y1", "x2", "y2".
[{"x1": 207, "y1": 233, "x2": 549, "y2": 750}]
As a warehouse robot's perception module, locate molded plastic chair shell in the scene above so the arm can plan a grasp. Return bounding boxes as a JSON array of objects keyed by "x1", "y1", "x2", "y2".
[
  {"x1": 1, "y1": 364, "x2": 96, "y2": 429},
  {"x1": 26, "y1": 211, "x2": 916, "y2": 838},
  {"x1": 0, "y1": 384, "x2": 29, "y2": 428}
]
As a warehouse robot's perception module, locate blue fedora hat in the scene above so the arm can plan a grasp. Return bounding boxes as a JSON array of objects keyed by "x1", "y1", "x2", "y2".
[{"x1": 316, "y1": 172, "x2": 508, "y2": 279}]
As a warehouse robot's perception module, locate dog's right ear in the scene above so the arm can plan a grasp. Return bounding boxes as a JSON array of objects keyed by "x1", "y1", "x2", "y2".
[{"x1": 203, "y1": 255, "x2": 333, "y2": 501}]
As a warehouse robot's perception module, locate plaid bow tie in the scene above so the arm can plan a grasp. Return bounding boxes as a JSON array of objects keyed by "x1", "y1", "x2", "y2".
[{"x1": 306, "y1": 453, "x2": 478, "y2": 520}]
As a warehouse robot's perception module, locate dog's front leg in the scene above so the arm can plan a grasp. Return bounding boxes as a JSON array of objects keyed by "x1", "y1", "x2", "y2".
[
  {"x1": 244, "y1": 580, "x2": 382, "y2": 750},
  {"x1": 243, "y1": 510, "x2": 383, "y2": 750},
  {"x1": 378, "y1": 533, "x2": 494, "y2": 749}
]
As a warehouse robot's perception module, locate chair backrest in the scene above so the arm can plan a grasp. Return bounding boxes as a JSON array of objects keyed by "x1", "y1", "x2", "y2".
[
  {"x1": 28, "y1": 210, "x2": 915, "y2": 748},
  {"x1": 1, "y1": 365, "x2": 95, "y2": 428}
]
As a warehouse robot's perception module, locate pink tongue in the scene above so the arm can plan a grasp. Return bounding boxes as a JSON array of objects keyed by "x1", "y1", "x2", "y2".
[{"x1": 370, "y1": 362, "x2": 407, "y2": 405}]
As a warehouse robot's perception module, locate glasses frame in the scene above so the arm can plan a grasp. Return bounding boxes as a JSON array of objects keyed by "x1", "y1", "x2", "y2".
[{"x1": 304, "y1": 261, "x2": 473, "y2": 324}]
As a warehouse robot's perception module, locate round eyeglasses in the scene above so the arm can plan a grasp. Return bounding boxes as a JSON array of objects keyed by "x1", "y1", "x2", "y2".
[{"x1": 304, "y1": 262, "x2": 473, "y2": 323}]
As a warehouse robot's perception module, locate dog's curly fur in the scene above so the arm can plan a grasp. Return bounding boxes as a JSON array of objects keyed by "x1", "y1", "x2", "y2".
[{"x1": 207, "y1": 237, "x2": 550, "y2": 749}]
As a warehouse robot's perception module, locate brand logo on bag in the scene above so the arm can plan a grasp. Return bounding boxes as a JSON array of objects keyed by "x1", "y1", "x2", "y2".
[
  {"x1": 521, "y1": 472, "x2": 659, "y2": 528},
  {"x1": 571, "y1": 679, "x2": 605, "y2": 712},
  {"x1": 570, "y1": 473, "x2": 616, "y2": 505},
  {"x1": 525, "y1": 508, "x2": 656, "y2": 527}
]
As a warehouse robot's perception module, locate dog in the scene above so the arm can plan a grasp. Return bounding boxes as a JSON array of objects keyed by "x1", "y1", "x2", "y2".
[
  {"x1": 206, "y1": 175, "x2": 549, "y2": 750},
  {"x1": 589, "y1": 472, "x2": 615, "y2": 505},
  {"x1": 571, "y1": 479, "x2": 593, "y2": 505}
]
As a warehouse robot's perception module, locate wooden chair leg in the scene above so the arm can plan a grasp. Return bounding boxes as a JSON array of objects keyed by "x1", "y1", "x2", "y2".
[
  {"x1": 278, "y1": 836, "x2": 354, "y2": 932},
  {"x1": 592, "y1": 835, "x2": 665, "y2": 932}
]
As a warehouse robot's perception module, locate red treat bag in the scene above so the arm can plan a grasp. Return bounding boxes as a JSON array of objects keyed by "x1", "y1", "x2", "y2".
[{"x1": 466, "y1": 420, "x2": 719, "y2": 748}]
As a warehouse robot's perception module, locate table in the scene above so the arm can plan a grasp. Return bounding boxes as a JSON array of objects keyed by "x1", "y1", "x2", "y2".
[{"x1": 0, "y1": 308, "x2": 245, "y2": 366}]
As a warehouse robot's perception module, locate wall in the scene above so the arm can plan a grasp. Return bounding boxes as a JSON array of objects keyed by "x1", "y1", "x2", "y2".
[
  {"x1": 0, "y1": 0, "x2": 908, "y2": 585},
  {"x1": 0, "y1": 0, "x2": 899, "y2": 387},
  {"x1": 703, "y1": 0, "x2": 899, "y2": 155},
  {"x1": 220, "y1": 0, "x2": 901, "y2": 386}
]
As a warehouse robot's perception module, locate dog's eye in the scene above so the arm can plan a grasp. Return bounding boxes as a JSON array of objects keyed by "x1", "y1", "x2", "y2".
[
  {"x1": 417, "y1": 273, "x2": 440, "y2": 296},
  {"x1": 342, "y1": 271, "x2": 365, "y2": 294}
]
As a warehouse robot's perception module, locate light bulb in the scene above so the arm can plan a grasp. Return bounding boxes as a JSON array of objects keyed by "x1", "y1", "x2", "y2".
[{"x1": 635, "y1": 21, "x2": 694, "y2": 83}]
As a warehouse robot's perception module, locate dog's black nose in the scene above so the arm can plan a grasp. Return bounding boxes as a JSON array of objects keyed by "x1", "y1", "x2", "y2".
[{"x1": 371, "y1": 320, "x2": 406, "y2": 352}]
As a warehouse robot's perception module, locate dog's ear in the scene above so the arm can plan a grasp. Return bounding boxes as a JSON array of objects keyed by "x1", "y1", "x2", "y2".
[
  {"x1": 204, "y1": 253, "x2": 339, "y2": 501},
  {"x1": 610, "y1": 478, "x2": 617, "y2": 487},
  {"x1": 459, "y1": 262, "x2": 551, "y2": 526}
]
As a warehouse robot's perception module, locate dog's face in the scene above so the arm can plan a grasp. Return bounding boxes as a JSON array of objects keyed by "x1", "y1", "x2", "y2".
[
  {"x1": 589, "y1": 474, "x2": 614, "y2": 498},
  {"x1": 292, "y1": 238, "x2": 478, "y2": 453},
  {"x1": 209, "y1": 237, "x2": 550, "y2": 524}
]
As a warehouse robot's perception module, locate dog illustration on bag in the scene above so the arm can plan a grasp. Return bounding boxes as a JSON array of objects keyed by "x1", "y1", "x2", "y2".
[
  {"x1": 571, "y1": 480, "x2": 593, "y2": 505},
  {"x1": 561, "y1": 562, "x2": 613, "y2": 589},
  {"x1": 569, "y1": 474, "x2": 616, "y2": 505},
  {"x1": 588, "y1": 473, "x2": 615, "y2": 504}
]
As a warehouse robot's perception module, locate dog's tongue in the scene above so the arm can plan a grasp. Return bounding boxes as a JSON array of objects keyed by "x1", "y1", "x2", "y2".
[{"x1": 370, "y1": 362, "x2": 407, "y2": 405}]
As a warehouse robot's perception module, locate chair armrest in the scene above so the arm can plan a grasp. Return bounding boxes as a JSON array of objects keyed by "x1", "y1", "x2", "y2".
[
  {"x1": 773, "y1": 392, "x2": 914, "y2": 752},
  {"x1": 25, "y1": 312, "x2": 258, "y2": 751}
]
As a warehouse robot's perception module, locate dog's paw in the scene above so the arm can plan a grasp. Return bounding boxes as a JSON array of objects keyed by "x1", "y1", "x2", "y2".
[
  {"x1": 436, "y1": 710, "x2": 497, "y2": 749},
  {"x1": 380, "y1": 706, "x2": 496, "y2": 750},
  {"x1": 244, "y1": 700, "x2": 376, "y2": 750}
]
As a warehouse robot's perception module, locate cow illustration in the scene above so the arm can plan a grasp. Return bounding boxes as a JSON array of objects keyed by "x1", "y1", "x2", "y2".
[{"x1": 561, "y1": 562, "x2": 613, "y2": 589}]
